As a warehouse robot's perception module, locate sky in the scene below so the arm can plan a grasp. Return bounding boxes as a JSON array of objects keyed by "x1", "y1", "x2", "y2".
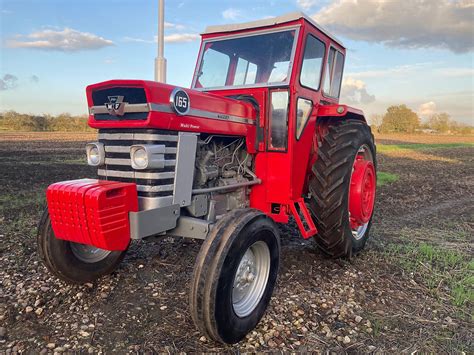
[{"x1": 0, "y1": 0, "x2": 473, "y2": 125}]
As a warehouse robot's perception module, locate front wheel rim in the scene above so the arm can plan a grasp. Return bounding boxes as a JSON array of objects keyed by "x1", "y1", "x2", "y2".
[
  {"x1": 70, "y1": 242, "x2": 111, "y2": 263},
  {"x1": 232, "y1": 240, "x2": 271, "y2": 318}
]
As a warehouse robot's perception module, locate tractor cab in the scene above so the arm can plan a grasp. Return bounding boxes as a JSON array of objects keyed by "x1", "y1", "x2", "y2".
[
  {"x1": 192, "y1": 13, "x2": 360, "y2": 230},
  {"x1": 193, "y1": 12, "x2": 346, "y2": 108}
]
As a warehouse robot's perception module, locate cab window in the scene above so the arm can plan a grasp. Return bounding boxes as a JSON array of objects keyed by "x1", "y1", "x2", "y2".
[
  {"x1": 198, "y1": 48, "x2": 230, "y2": 88},
  {"x1": 296, "y1": 98, "x2": 313, "y2": 140},
  {"x1": 299, "y1": 35, "x2": 325, "y2": 90},
  {"x1": 268, "y1": 90, "x2": 289, "y2": 151},
  {"x1": 234, "y1": 57, "x2": 257, "y2": 85},
  {"x1": 323, "y1": 47, "x2": 344, "y2": 98},
  {"x1": 195, "y1": 29, "x2": 296, "y2": 89}
]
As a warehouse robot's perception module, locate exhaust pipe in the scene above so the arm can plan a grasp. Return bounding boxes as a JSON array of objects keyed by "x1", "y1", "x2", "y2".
[{"x1": 154, "y1": 0, "x2": 167, "y2": 83}]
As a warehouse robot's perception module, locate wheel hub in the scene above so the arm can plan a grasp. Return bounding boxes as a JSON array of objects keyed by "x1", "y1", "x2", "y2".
[
  {"x1": 234, "y1": 255, "x2": 257, "y2": 293},
  {"x1": 232, "y1": 241, "x2": 271, "y2": 318},
  {"x1": 349, "y1": 155, "x2": 376, "y2": 229},
  {"x1": 70, "y1": 242, "x2": 111, "y2": 263}
]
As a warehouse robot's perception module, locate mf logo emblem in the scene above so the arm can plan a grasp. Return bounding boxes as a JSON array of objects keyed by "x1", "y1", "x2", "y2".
[{"x1": 105, "y1": 96, "x2": 126, "y2": 116}]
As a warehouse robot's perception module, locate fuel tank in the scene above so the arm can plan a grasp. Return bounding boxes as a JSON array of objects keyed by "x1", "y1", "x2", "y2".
[{"x1": 86, "y1": 80, "x2": 257, "y2": 139}]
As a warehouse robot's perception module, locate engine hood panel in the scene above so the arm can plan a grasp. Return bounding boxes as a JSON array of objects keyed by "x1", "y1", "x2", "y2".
[{"x1": 86, "y1": 80, "x2": 257, "y2": 136}]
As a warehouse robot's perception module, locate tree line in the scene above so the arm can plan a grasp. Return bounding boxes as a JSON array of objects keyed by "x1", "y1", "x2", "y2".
[
  {"x1": 0, "y1": 107, "x2": 472, "y2": 134},
  {"x1": 370, "y1": 105, "x2": 473, "y2": 134},
  {"x1": 0, "y1": 111, "x2": 92, "y2": 132}
]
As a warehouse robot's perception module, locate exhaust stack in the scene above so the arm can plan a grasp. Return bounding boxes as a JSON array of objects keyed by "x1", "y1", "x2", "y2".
[{"x1": 154, "y1": 0, "x2": 167, "y2": 83}]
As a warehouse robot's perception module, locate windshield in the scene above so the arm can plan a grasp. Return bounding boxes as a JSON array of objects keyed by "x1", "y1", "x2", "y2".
[{"x1": 193, "y1": 29, "x2": 297, "y2": 89}]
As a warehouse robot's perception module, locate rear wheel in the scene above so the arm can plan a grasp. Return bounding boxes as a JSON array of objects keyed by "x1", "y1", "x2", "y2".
[
  {"x1": 190, "y1": 209, "x2": 280, "y2": 344},
  {"x1": 308, "y1": 119, "x2": 376, "y2": 258},
  {"x1": 37, "y1": 209, "x2": 128, "y2": 284}
]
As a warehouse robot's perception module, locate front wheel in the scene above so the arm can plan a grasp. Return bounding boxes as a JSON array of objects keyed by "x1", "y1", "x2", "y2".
[
  {"x1": 37, "y1": 209, "x2": 128, "y2": 284},
  {"x1": 189, "y1": 209, "x2": 280, "y2": 344}
]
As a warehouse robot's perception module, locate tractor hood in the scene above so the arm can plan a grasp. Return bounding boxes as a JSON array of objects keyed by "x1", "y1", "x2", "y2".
[{"x1": 86, "y1": 80, "x2": 257, "y2": 136}]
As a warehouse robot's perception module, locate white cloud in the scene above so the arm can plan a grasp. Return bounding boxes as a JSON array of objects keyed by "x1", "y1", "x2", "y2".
[
  {"x1": 341, "y1": 77, "x2": 375, "y2": 104},
  {"x1": 7, "y1": 28, "x2": 114, "y2": 52},
  {"x1": 436, "y1": 67, "x2": 474, "y2": 77},
  {"x1": 123, "y1": 33, "x2": 199, "y2": 44},
  {"x1": 222, "y1": 8, "x2": 242, "y2": 20},
  {"x1": 164, "y1": 22, "x2": 186, "y2": 31},
  {"x1": 164, "y1": 33, "x2": 199, "y2": 43},
  {"x1": 347, "y1": 63, "x2": 474, "y2": 86},
  {"x1": 123, "y1": 36, "x2": 154, "y2": 44},
  {"x1": 347, "y1": 62, "x2": 435, "y2": 79},
  {"x1": 313, "y1": 0, "x2": 474, "y2": 53},
  {"x1": 429, "y1": 92, "x2": 474, "y2": 124},
  {"x1": 418, "y1": 101, "x2": 437, "y2": 118},
  {"x1": 30, "y1": 75, "x2": 39, "y2": 83},
  {"x1": 296, "y1": 0, "x2": 319, "y2": 10}
]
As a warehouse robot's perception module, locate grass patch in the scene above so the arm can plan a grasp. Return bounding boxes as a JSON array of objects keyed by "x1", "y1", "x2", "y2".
[
  {"x1": 378, "y1": 142, "x2": 474, "y2": 153},
  {"x1": 386, "y1": 242, "x2": 473, "y2": 309},
  {"x1": 377, "y1": 172, "x2": 399, "y2": 187},
  {"x1": 0, "y1": 191, "x2": 45, "y2": 213}
]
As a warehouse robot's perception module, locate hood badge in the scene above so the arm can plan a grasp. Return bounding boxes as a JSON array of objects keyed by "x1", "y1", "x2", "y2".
[
  {"x1": 105, "y1": 96, "x2": 126, "y2": 116},
  {"x1": 170, "y1": 88, "x2": 190, "y2": 116}
]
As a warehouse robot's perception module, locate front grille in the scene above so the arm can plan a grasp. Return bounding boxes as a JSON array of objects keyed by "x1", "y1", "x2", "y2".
[
  {"x1": 97, "y1": 129, "x2": 178, "y2": 198},
  {"x1": 92, "y1": 87, "x2": 148, "y2": 121}
]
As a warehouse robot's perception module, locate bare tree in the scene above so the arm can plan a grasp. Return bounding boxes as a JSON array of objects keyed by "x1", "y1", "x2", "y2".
[{"x1": 369, "y1": 114, "x2": 383, "y2": 133}]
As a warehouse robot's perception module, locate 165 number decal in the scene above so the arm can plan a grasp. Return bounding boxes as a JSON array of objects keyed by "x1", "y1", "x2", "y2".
[{"x1": 170, "y1": 88, "x2": 190, "y2": 115}]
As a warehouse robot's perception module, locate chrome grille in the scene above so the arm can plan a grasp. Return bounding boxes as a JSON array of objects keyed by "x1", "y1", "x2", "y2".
[
  {"x1": 97, "y1": 129, "x2": 179, "y2": 199},
  {"x1": 92, "y1": 87, "x2": 148, "y2": 121}
]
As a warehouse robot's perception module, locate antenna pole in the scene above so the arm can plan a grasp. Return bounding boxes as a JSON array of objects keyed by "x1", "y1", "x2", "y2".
[{"x1": 155, "y1": 0, "x2": 166, "y2": 82}]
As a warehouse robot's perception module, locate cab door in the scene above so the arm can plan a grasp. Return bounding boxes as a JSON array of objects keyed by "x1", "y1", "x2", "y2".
[{"x1": 290, "y1": 32, "x2": 328, "y2": 199}]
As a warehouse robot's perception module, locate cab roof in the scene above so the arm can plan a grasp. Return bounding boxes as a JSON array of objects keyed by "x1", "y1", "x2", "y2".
[{"x1": 203, "y1": 11, "x2": 344, "y2": 48}]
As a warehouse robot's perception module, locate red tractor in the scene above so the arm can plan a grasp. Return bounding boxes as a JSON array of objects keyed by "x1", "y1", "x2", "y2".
[{"x1": 38, "y1": 12, "x2": 376, "y2": 344}]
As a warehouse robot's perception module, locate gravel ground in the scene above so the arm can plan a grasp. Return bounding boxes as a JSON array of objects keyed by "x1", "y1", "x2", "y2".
[{"x1": 0, "y1": 134, "x2": 472, "y2": 353}]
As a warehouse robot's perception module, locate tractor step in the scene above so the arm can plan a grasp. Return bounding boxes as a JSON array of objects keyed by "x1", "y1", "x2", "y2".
[{"x1": 289, "y1": 199, "x2": 317, "y2": 239}]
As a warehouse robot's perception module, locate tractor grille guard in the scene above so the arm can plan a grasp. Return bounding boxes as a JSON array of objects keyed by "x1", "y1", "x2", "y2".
[{"x1": 97, "y1": 129, "x2": 181, "y2": 210}]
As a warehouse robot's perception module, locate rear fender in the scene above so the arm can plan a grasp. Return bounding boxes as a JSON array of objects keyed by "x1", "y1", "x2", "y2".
[
  {"x1": 304, "y1": 104, "x2": 368, "y2": 193},
  {"x1": 317, "y1": 104, "x2": 367, "y2": 122},
  {"x1": 314, "y1": 104, "x2": 367, "y2": 147}
]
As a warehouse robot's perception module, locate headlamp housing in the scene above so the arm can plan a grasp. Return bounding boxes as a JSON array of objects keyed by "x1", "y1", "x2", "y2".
[
  {"x1": 86, "y1": 142, "x2": 105, "y2": 166},
  {"x1": 130, "y1": 144, "x2": 166, "y2": 170}
]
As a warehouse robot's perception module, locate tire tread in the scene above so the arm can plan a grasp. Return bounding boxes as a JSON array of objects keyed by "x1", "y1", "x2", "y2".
[{"x1": 308, "y1": 119, "x2": 376, "y2": 258}]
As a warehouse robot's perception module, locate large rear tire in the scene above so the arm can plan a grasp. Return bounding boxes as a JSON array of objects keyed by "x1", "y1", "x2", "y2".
[
  {"x1": 190, "y1": 209, "x2": 280, "y2": 344},
  {"x1": 308, "y1": 119, "x2": 376, "y2": 258},
  {"x1": 37, "y1": 209, "x2": 128, "y2": 284}
]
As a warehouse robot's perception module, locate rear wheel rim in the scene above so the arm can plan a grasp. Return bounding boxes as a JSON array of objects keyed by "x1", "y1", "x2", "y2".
[
  {"x1": 70, "y1": 242, "x2": 111, "y2": 263},
  {"x1": 349, "y1": 144, "x2": 375, "y2": 241},
  {"x1": 232, "y1": 240, "x2": 271, "y2": 318}
]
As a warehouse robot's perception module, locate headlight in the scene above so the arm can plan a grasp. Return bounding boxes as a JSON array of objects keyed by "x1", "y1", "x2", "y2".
[
  {"x1": 130, "y1": 144, "x2": 166, "y2": 170},
  {"x1": 86, "y1": 142, "x2": 105, "y2": 166},
  {"x1": 89, "y1": 147, "x2": 100, "y2": 165},
  {"x1": 131, "y1": 147, "x2": 148, "y2": 169}
]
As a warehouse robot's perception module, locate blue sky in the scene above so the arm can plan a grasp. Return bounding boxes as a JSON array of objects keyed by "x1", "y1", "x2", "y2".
[{"x1": 1, "y1": 0, "x2": 473, "y2": 124}]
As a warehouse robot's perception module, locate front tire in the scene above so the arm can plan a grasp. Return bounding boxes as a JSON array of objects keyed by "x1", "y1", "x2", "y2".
[
  {"x1": 37, "y1": 209, "x2": 128, "y2": 284},
  {"x1": 308, "y1": 119, "x2": 377, "y2": 258},
  {"x1": 190, "y1": 209, "x2": 280, "y2": 344}
]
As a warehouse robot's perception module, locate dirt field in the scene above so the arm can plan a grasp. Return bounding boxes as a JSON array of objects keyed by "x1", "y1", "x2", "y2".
[{"x1": 0, "y1": 132, "x2": 473, "y2": 353}]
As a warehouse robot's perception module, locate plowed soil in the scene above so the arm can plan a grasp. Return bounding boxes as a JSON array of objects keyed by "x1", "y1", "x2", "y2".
[{"x1": 0, "y1": 132, "x2": 472, "y2": 353}]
